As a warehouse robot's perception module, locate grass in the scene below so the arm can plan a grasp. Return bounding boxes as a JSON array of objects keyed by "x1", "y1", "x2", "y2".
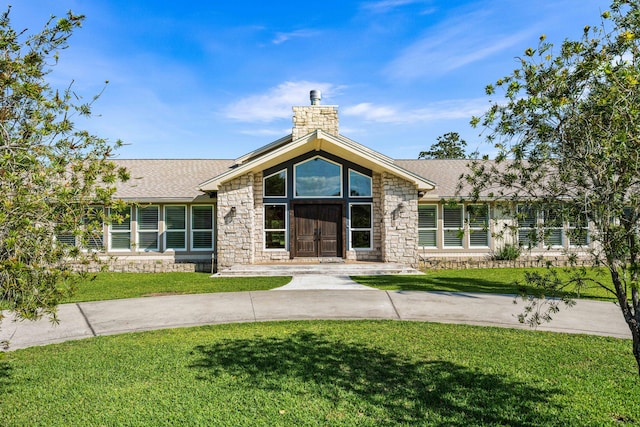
[
  {"x1": 61, "y1": 272, "x2": 291, "y2": 303},
  {"x1": 353, "y1": 267, "x2": 618, "y2": 301},
  {"x1": 1, "y1": 320, "x2": 638, "y2": 426}
]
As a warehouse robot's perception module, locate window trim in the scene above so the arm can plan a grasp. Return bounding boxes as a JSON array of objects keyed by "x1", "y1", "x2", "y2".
[
  {"x1": 264, "y1": 203, "x2": 288, "y2": 251},
  {"x1": 349, "y1": 202, "x2": 373, "y2": 251},
  {"x1": 190, "y1": 205, "x2": 214, "y2": 251},
  {"x1": 418, "y1": 204, "x2": 438, "y2": 248},
  {"x1": 293, "y1": 155, "x2": 343, "y2": 199},
  {"x1": 263, "y1": 169, "x2": 287, "y2": 198},
  {"x1": 348, "y1": 169, "x2": 372, "y2": 198},
  {"x1": 164, "y1": 205, "x2": 187, "y2": 251},
  {"x1": 136, "y1": 205, "x2": 160, "y2": 252},
  {"x1": 108, "y1": 205, "x2": 132, "y2": 252}
]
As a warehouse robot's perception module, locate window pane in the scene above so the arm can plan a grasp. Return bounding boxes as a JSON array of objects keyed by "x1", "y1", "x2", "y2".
[
  {"x1": 166, "y1": 231, "x2": 186, "y2": 249},
  {"x1": 138, "y1": 206, "x2": 158, "y2": 230},
  {"x1": 444, "y1": 230, "x2": 463, "y2": 247},
  {"x1": 351, "y1": 204, "x2": 372, "y2": 228},
  {"x1": 165, "y1": 206, "x2": 186, "y2": 230},
  {"x1": 111, "y1": 207, "x2": 131, "y2": 231},
  {"x1": 265, "y1": 231, "x2": 286, "y2": 249},
  {"x1": 418, "y1": 230, "x2": 436, "y2": 247},
  {"x1": 443, "y1": 206, "x2": 463, "y2": 228},
  {"x1": 264, "y1": 170, "x2": 286, "y2": 197},
  {"x1": 295, "y1": 157, "x2": 341, "y2": 197},
  {"x1": 351, "y1": 230, "x2": 371, "y2": 249},
  {"x1": 518, "y1": 206, "x2": 536, "y2": 228},
  {"x1": 468, "y1": 205, "x2": 488, "y2": 228},
  {"x1": 192, "y1": 206, "x2": 213, "y2": 229},
  {"x1": 193, "y1": 231, "x2": 213, "y2": 249},
  {"x1": 418, "y1": 205, "x2": 437, "y2": 228},
  {"x1": 470, "y1": 230, "x2": 489, "y2": 247},
  {"x1": 349, "y1": 170, "x2": 372, "y2": 197},
  {"x1": 87, "y1": 234, "x2": 104, "y2": 250},
  {"x1": 544, "y1": 229, "x2": 563, "y2": 246},
  {"x1": 138, "y1": 231, "x2": 158, "y2": 250},
  {"x1": 111, "y1": 233, "x2": 130, "y2": 250},
  {"x1": 265, "y1": 205, "x2": 286, "y2": 230},
  {"x1": 56, "y1": 233, "x2": 76, "y2": 246}
]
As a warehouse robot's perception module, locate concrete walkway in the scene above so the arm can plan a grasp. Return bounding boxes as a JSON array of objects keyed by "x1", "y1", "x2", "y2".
[{"x1": 0, "y1": 277, "x2": 630, "y2": 351}]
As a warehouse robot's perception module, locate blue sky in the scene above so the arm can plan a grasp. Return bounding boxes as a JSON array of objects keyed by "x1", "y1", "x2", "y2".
[{"x1": 11, "y1": 0, "x2": 610, "y2": 159}]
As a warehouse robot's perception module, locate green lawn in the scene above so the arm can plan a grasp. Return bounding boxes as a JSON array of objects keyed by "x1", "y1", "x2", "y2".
[
  {"x1": 353, "y1": 267, "x2": 617, "y2": 301},
  {"x1": 62, "y1": 272, "x2": 291, "y2": 303},
  {"x1": 1, "y1": 320, "x2": 638, "y2": 426}
]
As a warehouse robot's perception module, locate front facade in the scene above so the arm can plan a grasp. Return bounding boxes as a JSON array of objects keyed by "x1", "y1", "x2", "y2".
[{"x1": 75, "y1": 94, "x2": 592, "y2": 271}]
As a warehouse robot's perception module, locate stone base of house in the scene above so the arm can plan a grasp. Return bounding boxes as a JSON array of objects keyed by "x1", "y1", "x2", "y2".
[
  {"x1": 71, "y1": 259, "x2": 213, "y2": 273},
  {"x1": 419, "y1": 255, "x2": 594, "y2": 271}
]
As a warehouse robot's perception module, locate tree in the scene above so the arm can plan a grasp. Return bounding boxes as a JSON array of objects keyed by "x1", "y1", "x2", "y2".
[
  {"x1": 461, "y1": 0, "x2": 640, "y2": 374},
  {"x1": 0, "y1": 8, "x2": 128, "y2": 330},
  {"x1": 419, "y1": 132, "x2": 469, "y2": 159}
]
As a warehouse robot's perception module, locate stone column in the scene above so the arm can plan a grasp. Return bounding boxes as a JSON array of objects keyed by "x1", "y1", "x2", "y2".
[
  {"x1": 216, "y1": 173, "x2": 255, "y2": 268},
  {"x1": 381, "y1": 173, "x2": 418, "y2": 267}
]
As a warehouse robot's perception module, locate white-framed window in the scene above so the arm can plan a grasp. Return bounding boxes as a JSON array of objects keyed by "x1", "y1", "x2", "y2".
[
  {"x1": 542, "y1": 206, "x2": 564, "y2": 248},
  {"x1": 264, "y1": 204, "x2": 287, "y2": 250},
  {"x1": 263, "y1": 169, "x2": 287, "y2": 198},
  {"x1": 109, "y1": 205, "x2": 132, "y2": 251},
  {"x1": 164, "y1": 205, "x2": 187, "y2": 251},
  {"x1": 137, "y1": 205, "x2": 159, "y2": 251},
  {"x1": 294, "y1": 156, "x2": 342, "y2": 198},
  {"x1": 191, "y1": 205, "x2": 214, "y2": 251},
  {"x1": 517, "y1": 205, "x2": 537, "y2": 248},
  {"x1": 418, "y1": 205, "x2": 437, "y2": 248},
  {"x1": 467, "y1": 204, "x2": 490, "y2": 247},
  {"x1": 54, "y1": 206, "x2": 104, "y2": 251},
  {"x1": 349, "y1": 169, "x2": 372, "y2": 197},
  {"x1": 443, "y1": 205, "x2": 463, "y2": 247},
  {"x1": 350, "y1": 203, "x2": 373, "y2": 250},
  {"x1": 568, "y1": 212, "x2": 590, "y2": 247}
]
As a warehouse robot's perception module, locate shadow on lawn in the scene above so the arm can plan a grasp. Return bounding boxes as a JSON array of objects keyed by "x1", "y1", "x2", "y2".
[
  {"x1": 0, "y1": 357, "x2": 11, "y2": 394},
  {"x1": 353, "y1": 275, "x2": 524, "y2": 294},
  {"x1": 190, "y1": 330, "x2": 563, "y2": 426}
]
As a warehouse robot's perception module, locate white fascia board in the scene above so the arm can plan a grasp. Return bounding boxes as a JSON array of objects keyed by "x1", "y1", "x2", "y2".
[{"x1": 199, "y1": 130, "x2": 436, "y2": 191}]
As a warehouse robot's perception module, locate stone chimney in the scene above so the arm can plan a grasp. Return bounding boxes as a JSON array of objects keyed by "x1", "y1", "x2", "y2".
[{"x1": 292, "y1": 90, "x2": 339, "y2": 139}]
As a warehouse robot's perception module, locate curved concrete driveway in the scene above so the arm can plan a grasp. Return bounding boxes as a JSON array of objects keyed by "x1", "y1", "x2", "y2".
[{"x1": 1, "y1": 286, "x2": 630, "y2": 351}]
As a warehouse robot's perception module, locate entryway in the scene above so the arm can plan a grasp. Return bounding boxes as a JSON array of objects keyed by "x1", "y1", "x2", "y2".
[{"x1": 292, "y1": 204, "x2": 343, "y2": 257}]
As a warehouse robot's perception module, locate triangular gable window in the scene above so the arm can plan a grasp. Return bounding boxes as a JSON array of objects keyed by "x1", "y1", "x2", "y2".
[{"x1": 294, "y1": 156, "x2": 342, "y2": 198}]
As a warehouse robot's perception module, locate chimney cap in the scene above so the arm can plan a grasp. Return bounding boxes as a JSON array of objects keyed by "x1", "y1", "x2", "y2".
[{"x1": 310, "y1": 89, "x2": 321, "y2": 105}]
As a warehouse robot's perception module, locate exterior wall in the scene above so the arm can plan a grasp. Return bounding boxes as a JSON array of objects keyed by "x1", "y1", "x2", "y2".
[
  {"x1": 380, "y1": 172, "x2": 419, "y2": 267},
  {"x1": 73, "y1": 258, "x2": 212, "y2": 273},
  {"x1": 216, "y1": 173, "x2": 255, "y2": 268},
  {"x1": 292, "y1": 106, "x2": 339, "y2": 139}
]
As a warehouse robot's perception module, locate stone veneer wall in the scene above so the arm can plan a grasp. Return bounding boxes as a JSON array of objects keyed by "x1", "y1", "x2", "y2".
[
  {"x1": 216, "y1": 173, "x2": 255, "y2": 268},
  {"x1": 346, "y1": 172, "x2": 383, "y2": 261},
  {"x1": 292, "y1": 106, "x2": 339, "y2": 139},
  {"x1": 72, "y1": 259, "x2": 212, "y2": 273},
  {"x1": 381, "y1": 172, "x2": 418, "y2": 267}
]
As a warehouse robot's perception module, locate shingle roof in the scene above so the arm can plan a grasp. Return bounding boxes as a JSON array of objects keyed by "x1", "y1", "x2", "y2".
[
  {"x1": 112, "y1": 159, "x2": 234, "y2": 200},
  {"x1": 110, "y1": 158, "x2": 482, "y2": 201}
]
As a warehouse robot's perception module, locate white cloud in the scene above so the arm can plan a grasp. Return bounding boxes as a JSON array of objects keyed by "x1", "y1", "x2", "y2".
[
  {"x1": 272, "y1": 29, "x2": 320, "y2": 45},
  {"x1": 225, "y1": 81, "x2": 345, "y2": 122},
  {"x1": 342, "y1": 98, "x2": 488, "y2": 124}
]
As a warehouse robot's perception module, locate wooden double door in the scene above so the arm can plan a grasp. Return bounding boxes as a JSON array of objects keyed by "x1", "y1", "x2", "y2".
[{"x1": 293, "y1": 204, "x2": 343, "y2": 257}]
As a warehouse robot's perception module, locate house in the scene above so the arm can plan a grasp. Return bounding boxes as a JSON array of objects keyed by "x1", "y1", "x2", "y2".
[{"x1": 91, "y1": 91, "x2": 590, "y2": 272}]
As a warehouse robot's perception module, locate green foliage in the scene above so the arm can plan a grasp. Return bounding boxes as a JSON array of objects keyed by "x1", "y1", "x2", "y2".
[
  {"x1": 491, "y1": 244, "x2": 521, "y2": 261},
  {"x1": 461, "y1": 0, "x2": 640, "y2": 373},
  {"x1": 0, "y1": 8, "x2": 127, "y2": 325},
  {"x1": 419, "y1": 131, "x2": 470, "y2": 159},
  {"x1": 1, "y1": 321, "x2": 638, "y2": 425}
]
